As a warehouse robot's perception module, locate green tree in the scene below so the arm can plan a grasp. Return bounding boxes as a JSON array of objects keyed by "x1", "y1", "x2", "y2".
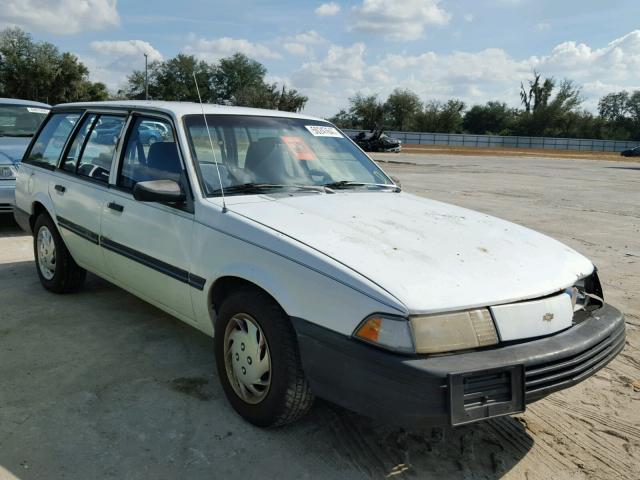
[
  {"x1": 384, "y1": 88, "x2": 422, "y2": 131},
  {"x1": 0, "y1": 27, "x2": 108, "y2": 103},
  {"x1": 328, "y1": 109, "x2": 356, "y2": 129},
  {"x1": 346, "y1": 93, "x2": 385, "y2": 129},
  {"x1": 122, "y1": 52, "x2": 307, "y2": 112},
  {"x1": 463, "y1": 101, "x2": 515, "y2": 135},
  {"x1": 414, "y1": 99, "x2": 466, "y2": 133},
  {"x1": 516, "y1": 74, "x2": 584, "y2": 136}
]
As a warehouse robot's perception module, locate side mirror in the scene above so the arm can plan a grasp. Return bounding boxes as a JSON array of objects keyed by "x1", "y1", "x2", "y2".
[{"x1": 133, "y1": 180, "x2": 185, "y2": 203}]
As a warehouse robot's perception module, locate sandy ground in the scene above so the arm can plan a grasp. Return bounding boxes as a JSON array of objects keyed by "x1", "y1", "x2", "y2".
[{"x1": 0, "y1": 152, "x2": 638, "y2": 480}]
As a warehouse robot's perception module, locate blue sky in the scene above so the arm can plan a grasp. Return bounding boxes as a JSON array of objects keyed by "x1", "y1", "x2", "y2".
[{"x1": 2, "y1": 0, "x2": 640, "y2": 117}]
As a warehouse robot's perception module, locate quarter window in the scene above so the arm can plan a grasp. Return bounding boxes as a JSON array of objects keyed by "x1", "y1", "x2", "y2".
[
  {"x1": 26, "y1": 112, "x2": 81, "y2": 167},
  {"x1": 118, "y1": 117, "x2": 181, "y2": 190},
  {"x1": 76, "y1": 115, "x2": 125, "y2": 183}
]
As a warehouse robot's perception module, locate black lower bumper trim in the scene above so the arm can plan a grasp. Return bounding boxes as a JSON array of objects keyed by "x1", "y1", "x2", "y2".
[{"x1": 292, "y1": 304, "x2": 625, "y2": 427}]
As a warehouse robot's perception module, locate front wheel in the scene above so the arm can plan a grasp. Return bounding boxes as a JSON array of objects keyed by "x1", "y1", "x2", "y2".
[
  {"x1": 214, "y1": 289, "x2": 314, "y2": 427},
  {"x1": 33, "y1": 213, "x2": 86, "y2": 293}
]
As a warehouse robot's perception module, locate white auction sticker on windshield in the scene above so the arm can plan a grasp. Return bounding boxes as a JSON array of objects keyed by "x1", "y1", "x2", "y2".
[
  {"x1": 305, "y1": 125, "x2": 343, "y2": 138},
  {"x1": 26, "y1": 107, "x2": 49, "y2": 114}
]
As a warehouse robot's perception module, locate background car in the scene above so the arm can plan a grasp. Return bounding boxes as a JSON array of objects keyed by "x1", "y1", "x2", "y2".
[
  {"x1": 351, "y1": 128, "x2": 402, "y2": 153},
  {"x1": 0, "y1": 98, "x2": 50, "y2": 213},
  {"x1": 138, "y1": 124, "x2": 166, "y2": 145},
  {"x1": 620, "y1": 145, "x2": 640, "y2": 157}
]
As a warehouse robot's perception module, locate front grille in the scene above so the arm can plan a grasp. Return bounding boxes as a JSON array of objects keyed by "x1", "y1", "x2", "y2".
[
  {"x1": 524, "y1": 329, "x2": 625, "y2": 398},
  {"x1": 0, "y1": 203, "x2": 13, "y2": 212}
]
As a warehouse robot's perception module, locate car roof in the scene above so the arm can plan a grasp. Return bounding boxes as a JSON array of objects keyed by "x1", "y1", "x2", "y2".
[
  {"x1": 52, "y1": 100, "x2": 325, "y2": 122},
  {"x1": 0, "y1": 98, "x2": 51, "y2": 108}
]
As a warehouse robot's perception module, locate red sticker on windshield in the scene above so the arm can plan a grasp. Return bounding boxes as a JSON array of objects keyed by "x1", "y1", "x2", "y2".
[{"x1": 281, "y1": 136, "x2": 317, "y2": 161}]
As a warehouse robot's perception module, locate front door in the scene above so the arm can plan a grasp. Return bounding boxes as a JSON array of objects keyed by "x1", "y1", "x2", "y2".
[{"x1": 100, "y1": 115, "x2": 196, "y2": 322}]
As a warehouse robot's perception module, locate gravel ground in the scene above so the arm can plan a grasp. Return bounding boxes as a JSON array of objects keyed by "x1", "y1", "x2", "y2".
[{"x1": 0, "y1": 152, "x2": 638, "y2": 480}]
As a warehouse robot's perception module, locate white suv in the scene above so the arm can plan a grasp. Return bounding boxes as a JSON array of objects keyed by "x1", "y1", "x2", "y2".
[{"x1": 14, "y1": 101, "x2": 625, "y2": 428}]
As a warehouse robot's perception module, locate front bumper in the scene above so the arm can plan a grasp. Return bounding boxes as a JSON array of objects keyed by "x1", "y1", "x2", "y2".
[
  {"x1": 0, "y1": 180, "x2": 15, "y2": 213},
  {"x1": 293, "y1": 303, "x2": 625, "y2": 427}
]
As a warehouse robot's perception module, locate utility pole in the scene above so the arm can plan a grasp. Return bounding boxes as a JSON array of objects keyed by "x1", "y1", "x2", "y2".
[{"x1": 144, "y1": 53, "x2": 149, "y2": 100}]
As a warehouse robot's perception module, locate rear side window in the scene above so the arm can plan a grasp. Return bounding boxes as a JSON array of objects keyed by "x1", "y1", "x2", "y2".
[
  {"x1": 76, "y1": 115, "x2": 126, "y2": 183},
  {"x1": 26, "y1": 112, "x2": 81, "y2": 167}
]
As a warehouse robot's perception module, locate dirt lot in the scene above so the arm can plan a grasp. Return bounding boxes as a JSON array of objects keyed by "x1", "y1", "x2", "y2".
[{"x1": 1, "y1": 152, "x2": 638, "y2": 480}]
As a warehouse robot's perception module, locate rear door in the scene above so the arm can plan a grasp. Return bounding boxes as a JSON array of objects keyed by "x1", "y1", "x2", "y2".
[
  {"x1": 100, "y1": 114, "x2": 197, "y2": 322},
  {"x1": 48, "y1": 112, "x2": 127, "y2": 274}
]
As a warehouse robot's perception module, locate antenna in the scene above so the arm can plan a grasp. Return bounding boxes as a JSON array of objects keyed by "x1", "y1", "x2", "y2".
[{"x1": 192, "y1": 72, "x2": 227, "y2": 213}]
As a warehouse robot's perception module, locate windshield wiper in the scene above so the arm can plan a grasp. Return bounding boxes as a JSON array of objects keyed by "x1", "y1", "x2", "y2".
[
  {"x1": 209, "y1": 183, "x2": 326, "y2": 196},
  {"x1": 322, "y1": 180, "x2": 401, "y2": 192}
]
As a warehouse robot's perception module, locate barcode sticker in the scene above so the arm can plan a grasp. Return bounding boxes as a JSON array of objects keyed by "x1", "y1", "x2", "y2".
[{"x1": 305, "y1": 125, "x2": 342, "y2": 138}]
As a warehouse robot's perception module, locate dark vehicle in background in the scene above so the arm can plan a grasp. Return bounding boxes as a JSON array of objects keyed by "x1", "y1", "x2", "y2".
[
  {"x1": 0, "y1": 98, "x2": 50, "y2": 213},
  {"x1": 351, "y1": 128, "x2": 402, "y2": 153},
  {"x1": 620, "y1": 146, "x2": 640, "y2": 157}
]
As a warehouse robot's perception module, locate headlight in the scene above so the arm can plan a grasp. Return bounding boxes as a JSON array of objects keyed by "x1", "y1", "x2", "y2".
[
  {"x1": 0, "y1": 165, "x2": 17, "y2": 180},
  {"x1": 410, "y1": 309, "x2": 498, "y2": 354},
  {"x1": 569, "y1": 270, "x2": 604, "y2": 312},
  {"x1": 0, "y1": 165, "x2": 18, "y2": 179},
  {"x1": 354, "y1": 308, "x2": 499, "y2": 355}
]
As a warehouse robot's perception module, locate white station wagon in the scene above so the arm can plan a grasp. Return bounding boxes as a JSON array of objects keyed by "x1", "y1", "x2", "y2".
[{"x1": 14, "y1": 101, "x2": 625, "y2": 427}]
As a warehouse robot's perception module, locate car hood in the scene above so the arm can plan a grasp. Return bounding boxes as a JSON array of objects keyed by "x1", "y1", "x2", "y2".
[
  {"x1": 0, "y1": 137, "x2": 31, "y2": 164},
  {"x1": 224, "y1": 191, "x2": 594, "y2": 314}
]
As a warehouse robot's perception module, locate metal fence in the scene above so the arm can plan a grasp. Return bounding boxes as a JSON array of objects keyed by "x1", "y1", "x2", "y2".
[{"x1": 342, "y1": 129, "x2": 639, "y2": 153}]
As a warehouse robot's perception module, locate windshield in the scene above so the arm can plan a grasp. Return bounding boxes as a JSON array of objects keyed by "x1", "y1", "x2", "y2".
[
  {"x1": 0, "y1": 104, "x2": 50, "y2": 137},
  {"x1": 184, "y1": 115, "x2": 393, "y2": 196}
]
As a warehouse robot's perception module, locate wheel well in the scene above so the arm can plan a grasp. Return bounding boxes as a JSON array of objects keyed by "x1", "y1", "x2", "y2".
[
  {"x1": 210, "y1": 276, "x2": 281, "y2": 315},
  {"x1": 30, "y1": 201, "x2": 48, "y2": 231}
]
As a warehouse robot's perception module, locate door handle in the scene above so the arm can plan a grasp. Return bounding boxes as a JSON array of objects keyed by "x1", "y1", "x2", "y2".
[
  {"x1": 107, "y1": 202, "x2": 124, "y2": 213},
  {"x1": 54, "y1": 184, "x2": 66, "y2": 193}
]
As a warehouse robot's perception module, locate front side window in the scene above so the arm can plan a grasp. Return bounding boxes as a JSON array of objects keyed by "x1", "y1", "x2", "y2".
[
  {"x1": 26, "y1": 112, "x2": 81, "y2": 167},
  {"x1": 184, "y1": 115, "x2": 393, "y2": 196},
  {"x1": 76, "y1": 115, "x2": 125, "y2": 183},
  {"x1": 0, "y1": 104, "x2": 49, "y2": 137},
  {"x1": 118, "y1": 117, "x2": 180, "y2": 190}
]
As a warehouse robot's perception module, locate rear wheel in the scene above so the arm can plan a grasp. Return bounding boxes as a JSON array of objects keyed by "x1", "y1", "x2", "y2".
[
  {"x1": 33, "y1": 213, "x2": 86, "y2": 293},
  {"x1": 214, "y1": 288, "x2": 314, "y2": 427}
]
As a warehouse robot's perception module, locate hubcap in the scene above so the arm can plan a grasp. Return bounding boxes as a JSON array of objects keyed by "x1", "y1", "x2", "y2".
[
  {"x1": 223, "y1": 313, "x2": 271, "y2": 404},
  {"x1": 37, "y1": 226, "x2": 56, "y2": 280}
]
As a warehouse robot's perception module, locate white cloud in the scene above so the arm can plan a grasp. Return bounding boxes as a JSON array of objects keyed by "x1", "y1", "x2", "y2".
[
  {"x1": 294, "y1": 43, "x2": 369, "y2": 89},
  {"x1": 90, "y1": 40, "x2": 163, "y2": 64},
  {"x1": 315, "y1": 2, "x2": 341, "y2": 16},
  {"x1": 184, "y1": 36, "x2": 282, "y2": 61},
  {"x1": 284, "y1": 43, "x2": 310, "y2": 56},
  {"x1": 290, "y1": 30, "x2": 326, "y2": 45},
  {"x1": 464, "y1": 14, "x2": 474, "y2": 22},
  {"x1": 84, "y1": 40, "x2": 163, "y2": 89},
  {"x1": 351, "y1": 0, "x2": 451, "y2": 41},
  {"x1": 1, "y1": 0, "x2": 119, "y2": 34},
  {"x1": 294, "y1": 30, "x2": 640, "y2": 117}
]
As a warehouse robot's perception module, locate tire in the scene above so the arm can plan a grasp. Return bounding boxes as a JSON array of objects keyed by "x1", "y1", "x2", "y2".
[
  {"x1": 33, "y1": 213, "x2": 86, "y2": 293},
  {"x1": 214, "y1": 288, "x2": 314, "y2": 427}
]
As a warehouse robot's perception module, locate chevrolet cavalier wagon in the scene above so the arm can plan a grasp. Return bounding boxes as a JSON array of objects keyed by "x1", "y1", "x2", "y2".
[{"x1": 14, "y1": 101, "x2": 625, "y2": 427}]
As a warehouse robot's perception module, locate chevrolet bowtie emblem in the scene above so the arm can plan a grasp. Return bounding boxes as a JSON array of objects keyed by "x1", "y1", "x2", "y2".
[{"x1": 543, "y1": 313, "x2": 554, "y2": 322}]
